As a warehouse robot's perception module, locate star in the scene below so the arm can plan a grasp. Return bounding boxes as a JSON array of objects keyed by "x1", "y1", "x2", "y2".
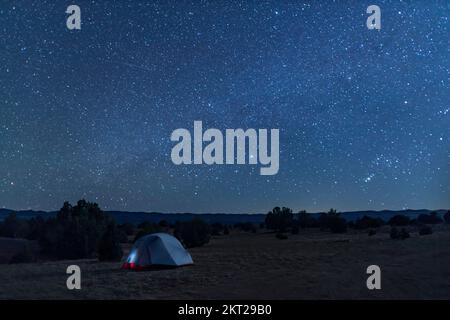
[{"x1": 0, "y1": 1, "x2": 448, "y2": 213}]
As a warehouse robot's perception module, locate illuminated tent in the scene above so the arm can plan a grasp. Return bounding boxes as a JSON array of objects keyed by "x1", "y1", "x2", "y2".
[{"x1": 122, "y1": 233, "x2": 193, "y2": 270}]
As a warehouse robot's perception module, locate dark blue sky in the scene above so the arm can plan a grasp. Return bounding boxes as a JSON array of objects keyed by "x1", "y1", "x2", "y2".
[{"x1": 0, "y1": 1, "x2": 449, "y2": 213}]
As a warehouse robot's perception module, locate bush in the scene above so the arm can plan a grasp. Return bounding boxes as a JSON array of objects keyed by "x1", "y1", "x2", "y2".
[
  {"x1": 27, "y1": 216, "x2": 46, "y2": 240},
  {"x1": 97, "y1": 222, "x2": 123, "y2": 261},
  {"x1": 0, "y1": 212, "x2": 30, "y2": 238},
  {"x1": 211, "y1": 222, "x2": 224, "y2": 236},
  {"x1": 9, "y1": 243, "x2": 36, "y2": 264},
  {"x1": 388, "y1": 215, "x2": 410, "y2": 226},
  {"x1": 354, "y1": 216, "x2": 384, "y2": 229},
  {"x1": 291, "y1": 224, "x2": 300, "y2": 235},
  {"x1": 368, "y1": 229, "x2": 377, "y2": 236},
  {"x1": 138, "y1": 221, "x2": 150, "y2": 229},
  {"x1": 400, "y1": 228, "x2": 410, "y2": 239},
  {"x1": 117, "y1": 229, "x2": 129, "y2": 243},
  {"x1": 329, "y1": 217, "x2": 347, "y2": 233},
  {"x1": 234, "y1": 222, "x2": 257, "y2": 233},
  {"x1": 38, "y1": 200, "x2": 116, "y2": 260},
  {"x1": 444, "y1": 211, "x2": 450, "y2": 224},
  {"x1": 390, "y1": 227, "x2": 399, "y2": 239},
  {"x1": 297, "y1": 210, "x2": 318, "y2": 228},
  {"x1": 133, "y1": 223, "x2": 161, "y2": 242},
  {"x1": 158, "y1": 220, "x2": 169, "y2": 228},
  {"x1": 174, "y1": 219, "x2": 211, "y2": 248},
  {"x1": 265, "y1": 207, "x2": 293, "y2": 232},
  {"x1": 223, "y1": 226, "x2": 230, "y2": 235},
  {"x1": 118, "y1": 223, "x2": 135, "y2": 236},
  {"x1": 417, "y1": 212, "x2": 443, "y2": 225},
  {"x1": 419, "y1": 225, "x2": 433, "y2": 236},
  {"x1": 275, "y1": 233, "x2": 288, "y2": 240},
  {"x1": 390, "y1": 227, "x2": 410, "y2": 240},
  {"x1": 319, "y1": 209, "x2": 347, "y2": 233},
  {"x1": 158, "y1": 219, "x2": 170, "y2": 232}
]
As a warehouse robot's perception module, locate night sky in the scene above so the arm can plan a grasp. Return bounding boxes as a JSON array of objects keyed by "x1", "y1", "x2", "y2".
[{"x1": 0, "y1": 1, "x2": 449, "y2": 213}]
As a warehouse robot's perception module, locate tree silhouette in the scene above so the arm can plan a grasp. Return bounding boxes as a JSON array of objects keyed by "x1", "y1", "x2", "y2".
[
  {"x1": 174, "y1": 219, "x2": 211, "y2": 248},
  {"x1": 97, "y1": 221, "x2": 123, "y2": 261},
  {"x1": 39, "y1": 199, "x2": 119, "y2": 260},
  {"x1": 265, "y1": 207, "x2": 293, "y2": 232},
  {"x1": 318, "y1": 209, "x2": 347, "y2": 233}
]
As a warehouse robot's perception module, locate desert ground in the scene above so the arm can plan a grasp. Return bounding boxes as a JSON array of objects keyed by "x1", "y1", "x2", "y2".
[{"x1": 1, "y1": 227, "x2": 449, "y2": 299}]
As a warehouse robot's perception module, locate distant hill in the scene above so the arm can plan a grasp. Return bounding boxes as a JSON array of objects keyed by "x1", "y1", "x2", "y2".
[
  {"x1": 337, "y1": 209, "x2": 448, "y2": 222},
  {"x1": 0, "y1": 208, "x2": 448, "y2": 224},
  {"x1": 0, "y1": 209, "x2": 56, "y2": 221},
  {"x1": 0, "y1": 208, "x2": 265, "y2": 225}
]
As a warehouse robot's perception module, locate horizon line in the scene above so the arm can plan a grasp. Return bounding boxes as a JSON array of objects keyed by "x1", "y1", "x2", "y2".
[{"x1": 1, "y1": 206, "x2": 449, "y2": 215}]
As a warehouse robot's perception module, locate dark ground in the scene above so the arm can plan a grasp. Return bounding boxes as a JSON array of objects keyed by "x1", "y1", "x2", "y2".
[{"x1": 1, "y1": 227, "x2": 449, "y2": 299}]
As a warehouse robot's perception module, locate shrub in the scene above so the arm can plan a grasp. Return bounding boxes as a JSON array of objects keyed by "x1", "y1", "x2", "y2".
[
  {"x1": 419, "y1": 225, "x2": 433, "y2": 236},
  {"x1": 319, "y1": 209, "x2": 347, "y2": 233},
  {"x1": 0, "y1": 212, "x2": 30, "y2": 238},
  {"x1": 444, "y1": 211, "x2": 450, "y2": 224},
  {"x1": 265, "y1": 207, "x2": 293, "y2": 232},
  {"x1": 388, "y1": 215, "x2": 410, "y2": 226},
  {"x1": 368, "y1": 229, "x2": 377, "y2": 236},
  {"x1": 354, "y1": 216, "x2": 384, "y2": 229},
  {"x1": 275, "y1": 232, "x2": 288, "y2": 240},
  {"x1": 391, "y1": 227, "x2": 409, "y2": 240},
  {"x1": 211, "y1": 222, "x2": 223, "y2": 235},
  {"x1": 223, "y1": 226, "x2": 230, "y2": 235},
  {"x1": 329, "y1": 217, "x2": 347, "y2": 233},
  {"x1": 291, "y1": 224, "x2": 300, "y2": 235},
  {"x1": 9, "y1": 242, "x2": 36, "y2": 264},
  {"x1": 158, "y1": 220, "x2": 169, "y2": 228},
  {"x1": 390, "y1": 227, "x2": 399, "y2": 239},
  {"x1": 27, "y1": 216, "x2": 46, "y2": 240},
  {"x1": 158, "y1": 220, "x2": 171, "y2": 231},
  {"x1": 417, "y1": 212, "x2": 443, "y2": 225},
  {"x1": 234, "y1": 222, "x2": 257, "y2": 233},
  {"x1": 117, "y1": 223, "x2": 134, "y2": 243},
  {"x1": 117, "y1": 229, "x2": 129, "y2": 243},
  {"x1": 297, "y1": 210, "x2": 318, "y2": 228},
  {"x1": 118, "y1": 223, "x2": 135, "y2": 236},
  {"x1": 39, "y1": 200, "x2": 115, "y2": 260},
  {"x1": 138, "y1": 221, "x2": 156, "y2": 229},
  {"x1": 174, "y1": 219, "x2": 211, "y2": 248},
  {"x1": 97, "y1": 222, "x2": 123, "y2": 261},
  {"x1": 400, "y1": 228, "x2": 410, "y2": 239},
  {"x1": 133, "y1": 223, "x2": 161, "y2": 242}
]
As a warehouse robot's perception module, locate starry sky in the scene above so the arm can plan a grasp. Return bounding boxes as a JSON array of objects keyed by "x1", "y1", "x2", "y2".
[{"x1": 0, "y1": 1, "x2": 449, "y2": 213}]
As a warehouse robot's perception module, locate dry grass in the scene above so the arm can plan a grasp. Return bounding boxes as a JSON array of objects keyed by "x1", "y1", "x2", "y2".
[{"x1": 1, "y1": 228, "x2": 449, "y2": 299}]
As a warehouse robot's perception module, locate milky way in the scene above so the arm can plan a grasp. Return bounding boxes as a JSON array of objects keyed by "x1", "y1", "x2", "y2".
[{"x1": 0, "y1": 1, "x2": 449, "y2": 213}]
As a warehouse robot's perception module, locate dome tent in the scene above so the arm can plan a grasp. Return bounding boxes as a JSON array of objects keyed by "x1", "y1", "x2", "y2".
[{"x1": 122, "y1": 233, "x2": 193, "y2": 270}]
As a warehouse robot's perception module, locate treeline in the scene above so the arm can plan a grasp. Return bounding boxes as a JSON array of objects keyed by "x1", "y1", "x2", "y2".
[
  {"x1": 0, "y1": 200, "x2": 123, "y2": 262},
  {"x1": 133, "y1": 219, "x2": 213, "y2": 248},
  {"x1": 264, "y1": 206, "x2": 450, "y2": 239},
  {"x1": 264, "y1": 207, "x2": 349, "y2": 235},
  {"x1": 1, "y1": 202, "x2": 450, "y2": 263},
  {"x1": 0, "y1": 200, "x2": 221, "y2": 263}
]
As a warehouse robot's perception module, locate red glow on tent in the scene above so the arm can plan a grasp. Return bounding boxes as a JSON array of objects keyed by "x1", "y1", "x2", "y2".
[{"x1": 121, "y1": 262, "x2": 145, "y2": 271}]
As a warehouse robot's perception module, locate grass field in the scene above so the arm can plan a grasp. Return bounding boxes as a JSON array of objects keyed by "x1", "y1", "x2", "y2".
[{"x1": 1, "y1": 227, "x2": 449, "y2": 299}]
